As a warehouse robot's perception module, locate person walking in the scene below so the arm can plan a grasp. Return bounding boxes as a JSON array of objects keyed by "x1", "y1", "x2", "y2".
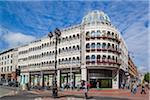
[
  {"x1": 131, "y1": 82, "x2": 134, "y2": 95},
  {"x1": 61, "y1": 82, "x2": 65, "y2": 91},
  {"x1": 133, "y1": 81, "x2": 138, "y2": 94},
  {"x1": 141, "y1": 84, "x2": 146, "y2": 94},
  {"x1": 77, "y1": 81, "x2": 80, "y2": 91},
  {"x1": 83, "y1": 81, "x2": 88, "y2": 99}
]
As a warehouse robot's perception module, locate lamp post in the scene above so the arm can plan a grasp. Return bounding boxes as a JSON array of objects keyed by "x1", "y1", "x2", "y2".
[{"x1": 48, "y1": 28, "x2": 61, "y2": 98}]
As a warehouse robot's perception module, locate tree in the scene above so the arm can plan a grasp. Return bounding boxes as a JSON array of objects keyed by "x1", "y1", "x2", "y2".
[{"x1": 144, "y1": 72, "x2": 150, "y2": 83}]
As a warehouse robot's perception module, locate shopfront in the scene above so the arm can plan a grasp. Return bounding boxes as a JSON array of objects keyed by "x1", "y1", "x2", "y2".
[
  {"x1": 60, "y1": 68, "x2": 81, "y2": 88},
  {"x1": 89, "y1": 69, "x2": 112, "y2": 88}
]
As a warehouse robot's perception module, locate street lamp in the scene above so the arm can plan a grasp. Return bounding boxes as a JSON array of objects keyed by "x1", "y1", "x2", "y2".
[{"x1": 48, "y1": 28, "x2": 61, "y2": 98}]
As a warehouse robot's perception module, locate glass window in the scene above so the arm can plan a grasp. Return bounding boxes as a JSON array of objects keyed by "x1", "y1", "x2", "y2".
[
  {"x1": 86, "y1": 43, "x2": 90, "y2": 48},
  {"x1": 91, "y1": 43, "x2": 95, "y2": 48},
  {"x1": 108, "y1": 56, "x2": 111, "y2": 59},
  {"x1": 86, "y1": 32, "x2": 90, "y2": 37},
  {"x1": 102, "y1": 43, "x2": 106, "y2": 48},
  {"x1": 91, "y1": 55, "x2": 96, "y2": 60},
  {"x1": 97, "y1": 55, "x2": 101, "y2": 59},
  {"x1": 91, "y1": 31, "x2": 95, "y2": 37},
  {"x1": 97, "y1": 30, "x2": 101, "y2": 36},
  {"x1": 107, "y1": 43, "x2": 111, "y2": 48},
  {"x1": 107, "y1": 31, "x2": 110, "y2": 36},
  {"x1": 86, "y1": 56, "x2": 90, "y2": 60},
  {"x1": 97, "y1": 43, "x2": 101, "y2": 48},
  {"x1": 102, "y1": 55, "x2": 106, "y2": 59}
]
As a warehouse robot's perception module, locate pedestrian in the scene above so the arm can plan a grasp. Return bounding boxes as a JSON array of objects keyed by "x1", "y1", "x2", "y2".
[
  {"x1": 61, "y1": 82, "x2": 65, "y2": 91},
  {"x1": 131, "y1": 82, "x2": 134, "y2": 94},
  {"x1": 77, "y1": 81, "x2": 80, "y2": 91},
  {"x1": 133, "y1": 81, "x2": 137, "y2": 94},
  {"x1": 96, "y1": 81, "x2": 99, "y2": 89},
  {"x1": 141, "y1": 84, "x2": 146, "y2": 94},
  {"x1": 83, "y1": 81, "x2": 88, "y2": 99},
  {"x1": 121, "y1": 82, "x2": 124, "y2": 89}
]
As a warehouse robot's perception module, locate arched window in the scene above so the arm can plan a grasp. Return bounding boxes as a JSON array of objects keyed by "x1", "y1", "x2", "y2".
[
  {"x1": 77, "y1": 45, "x2": 80, "y2": 50},
  {"x1": 97, "y1": 55, "x2": 101, "y2": 59},
  {"x1": 73, "y1": 46, "x2": 76, "y2": 50},
  {"x1": 86, "y1": 43, "x2": 90, "y2": 48},
  {"x1": 91, "y1": 43, "x2": 95, "y2": 48},
  {"x1": 69, "y1": 35, "x2": 72, "y2": 39},
  {"x1": 97, "y1": 43, "x2": 101, "y2": 48},
  {"x1": 65, "y1": 47, "x2": 68, "y2": 51},
  {"x1": 77, "y1": 57, "x2": 80, "y2": 60},
  {"x1": 108, "y1": 55, "x2": 111, "y2": 60},
  {"x1": 116, "y1": 45, "x2": 118, "y2": 50},
  {"x1": 112, "y1": 44, "x2": 114, "y2": 49},
  {"x1": 102, "y1": 55, "x2": 106, "y2": 59},
  {"x1": 69, "y1": 58, "x2": 71, "y2": 61},
  {"x1": 69, "y1": 46, "x2": 71, "y2": 50},
  {"x1": 107, "y1": 31, "x2": 110, "y2": 37},
  {"x1": 97, "y1": 30, "x2": 101, "y2": 36},
  {"x1": 59, "y1": 49, "x2": 61, "y2": 53},
  {"x1": 91, "y1": 55, "x2": 96, "y2": 60},
  {"x1": 112, "y1": 56, "x2": 115, "y2": 60},
  {"x1": 86, "y1": 31, "x2": 90, "y2": 37},
  {"x1": 107, "y1": 43, "x2": 111, "y2": 48},
  {"x1": 86, "y1": 55, "x2": 90, "y2": 60},
  {"x1": 66, "y1": 36, "x2": 68, "y2": 41},
  {"x1": 102, "y1": 43, "x2": 106, "y2": 48},
  {"x1": 116, "y1": 57, "x2": 118, "y2": 62},
  {"x1": 77, "y1": 34, "x2": 80, "y2": 38},
  {"x1": 112, "y1": 32, "x2": 114, "y2": 37},
  {"x1": 73, "y1": 35, "x2": 76, "y2": 39},
  {"x1": 62, "y1": 48, "x2": 64, "y2": 51},
  {"x1": 91, "y1": 31, "x2": 95, "y2": 37},
  {"x1": 73, "y1": 57, "x2": 76, "y2": 61}
]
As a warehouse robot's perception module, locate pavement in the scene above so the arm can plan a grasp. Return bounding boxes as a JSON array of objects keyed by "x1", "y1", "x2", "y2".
[
  {"x1": 28, "y1": 87, "x2": 150, "y2": 100},
  {"x1": 0, "y1": 86, "x2": 149, "y2": 100}
]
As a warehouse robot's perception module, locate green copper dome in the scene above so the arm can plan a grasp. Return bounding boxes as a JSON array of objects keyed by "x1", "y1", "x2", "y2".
[{"x1": 82, "y1": 10, "x2": 111, "y2": 24}]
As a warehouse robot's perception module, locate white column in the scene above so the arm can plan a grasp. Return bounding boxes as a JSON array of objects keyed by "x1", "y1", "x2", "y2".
[
  {"x1": 81, "y1": 68, "x2": 87, "y2": 81},
  {"x1": 57, "y1": 70, "x2": 60, "y2": 87},
  {"x1": 112, "y1": 70, "x2": 119, "y2": 89},
  {"x1": 40, "y1": 72, "x2": 43, "y2": 86}
]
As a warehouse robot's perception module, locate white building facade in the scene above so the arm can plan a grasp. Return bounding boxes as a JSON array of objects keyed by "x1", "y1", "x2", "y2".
[
  {"x1": 18, "y1": 10, "x2": 128, "y2": 89},
  {"x1": 0, "y1": 48, "x2": 18, "y2": 82}
]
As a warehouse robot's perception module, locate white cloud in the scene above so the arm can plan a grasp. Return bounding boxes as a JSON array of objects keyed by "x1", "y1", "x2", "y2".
[
  {"x1": 2, "y1": 30, "x2": 36, "y2": 48},
  {"x1": 121, "y1": 14, "x2": 149, "y2": 71}
]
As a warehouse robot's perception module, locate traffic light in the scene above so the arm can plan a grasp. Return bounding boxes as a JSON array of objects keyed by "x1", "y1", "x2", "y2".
[{"x1": 16, "y1": 69, "x2": 20, "y2": 76}]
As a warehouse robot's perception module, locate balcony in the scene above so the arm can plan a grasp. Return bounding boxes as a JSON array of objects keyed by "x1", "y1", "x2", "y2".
[
  {"x1": 86, "y1": 36, "x2": 120, "y2": 43},
  {"x1": 86, "y1": 60, "x2": 121, "y2": 66},
  {"x1": 86, "y1": 48, "x2": 121, "y2": 54}
]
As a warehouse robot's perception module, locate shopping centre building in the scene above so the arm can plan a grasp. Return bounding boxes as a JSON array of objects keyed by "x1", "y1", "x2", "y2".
[{"x1": 0, "y1": 10, "x2": 136, "y2": 89}]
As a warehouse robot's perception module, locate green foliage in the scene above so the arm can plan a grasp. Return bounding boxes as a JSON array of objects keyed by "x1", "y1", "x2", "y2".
[{"x1": 144, "y1": 72, "x2": 150, "y2": 83}]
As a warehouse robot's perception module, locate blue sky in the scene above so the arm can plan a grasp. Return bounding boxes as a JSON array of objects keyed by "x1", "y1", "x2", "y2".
[{"x1": 0, "y1": 1, "x2": 149, "y2": 73}]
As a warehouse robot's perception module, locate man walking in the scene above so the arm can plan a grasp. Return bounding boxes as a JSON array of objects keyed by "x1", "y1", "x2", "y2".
[
  {"x1": 83, "y1": 81, "x2": 88, "y2": 99},
  {"x1": 141, "y1": 84, "x2": 146, "y2": 94}
]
